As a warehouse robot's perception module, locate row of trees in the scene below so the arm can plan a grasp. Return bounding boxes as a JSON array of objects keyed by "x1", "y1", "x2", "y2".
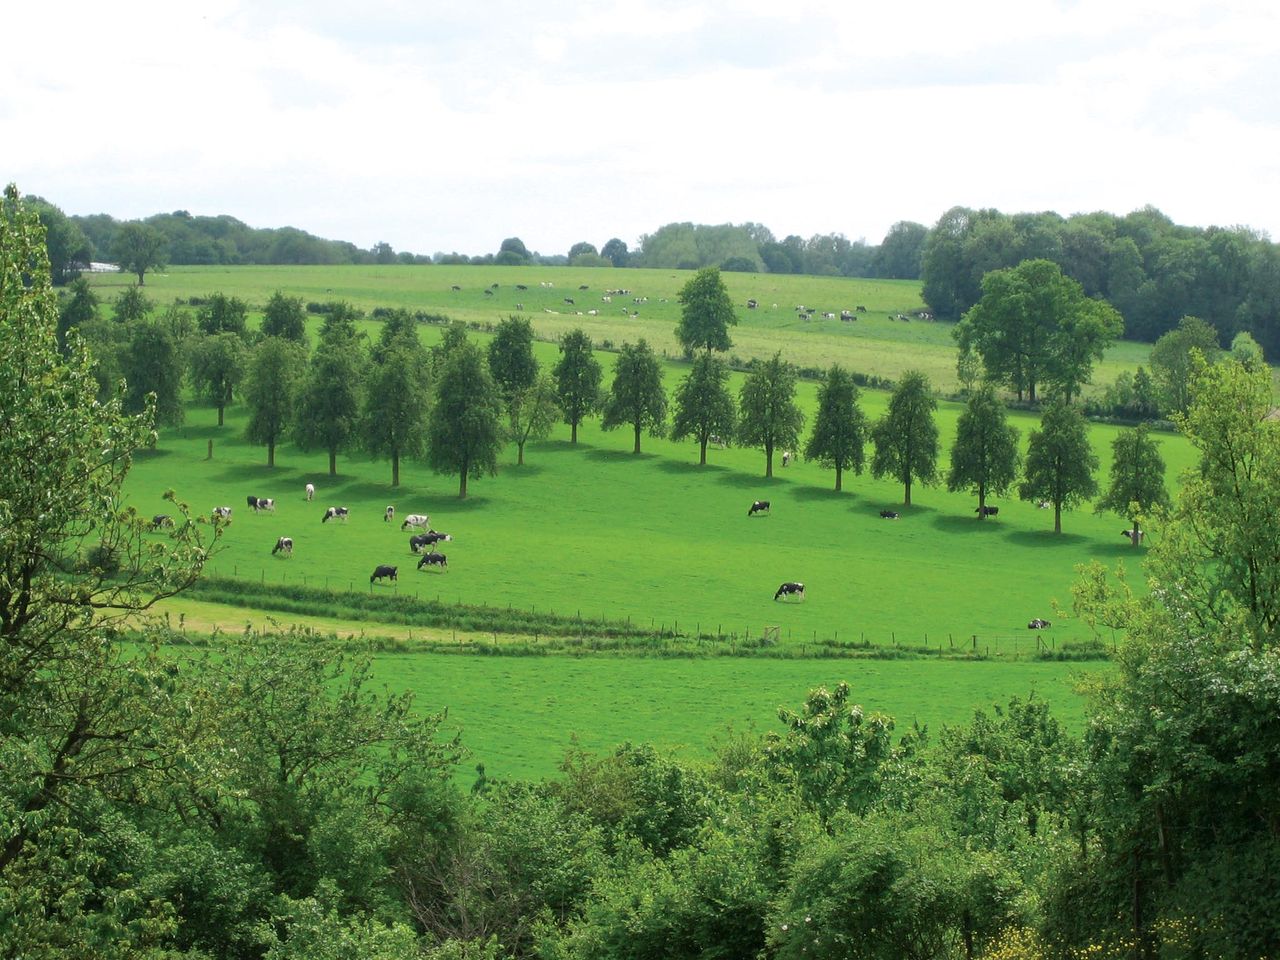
[{"x1": 7, "y1": 185, "x2": 1280, "y2": 956}]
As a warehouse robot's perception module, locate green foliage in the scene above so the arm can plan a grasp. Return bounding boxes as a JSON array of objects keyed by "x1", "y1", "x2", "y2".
[
  {"x1": 426, "y1": 338, "x2": 503, "y2": 497},
  {"x1": 675, "y1": 266, "x2": 738, "y2": 355},
  {"x1": 670, "y1": 353, "x2": 736, "y2": 465},
  {"x1": 601, "y1": 339, "x2": 667, "y2": 454},
  {"x1": 506, "y1": 374, "x2": 561, "y2": 466},
  {"x1": 112, "y1": 283, "x2": 153, "y2": 324},
  {"x1": 122, "y1": 318, "x2": 186, "y2": 425},
  {"x1": 111, "y1": 221, "x2": 167, "y2": 285},
  {"x1": 871, "y1": 370, "x2": 939, "y2": 505},
  {"x1": 600, "y1": 238, "x2": 630, "y2": 268},
  {"x1": 262, "y1": 290, "x2": 308, "y2": 342},
  {"x1": 363, "y1": 326, "x2": 431, "y2": 486},
  {"x1": 29, "y1": 194, "x2": 92, "y2": 285},
  {"x1": 552, "y1": 328, "x2": 602, "y2": 443},
  {"x1": 197, "y1": 290, "x2": 249, "y2": 337},
  {"x1": 1019, "y1": 401, "x2": 1098, "y2": 533},
  {"x1": 737, "y1": 352, "x2": 804, "y2": 477},
  {"x1": 189, "y1": 330, "x2": 248, "y2": 426},
  {"x1": 487, "y1": 314, "x2": 538, "y2": 399},
  {"x1": 58, "y1": 276, "x2": 98, "y2": 348},
  {"x1": 1148, "y1": 315, "x2": 1221, "y2": 415},
  {"x1": 804, "y1": 364, "x2": 867, "y2": 491},
  {"x1": 243, "y1": 335, "x2": 307, "y2": 466},
  {"x1": 1093, "y1": 424, "x2": 1170, "y2": 542},
  {"x1": 947, "y1": 384, "x2": 1021, "y2": 513},
  {"x1": 293, "y1": 318, "x2": 365, "y2": 475}
]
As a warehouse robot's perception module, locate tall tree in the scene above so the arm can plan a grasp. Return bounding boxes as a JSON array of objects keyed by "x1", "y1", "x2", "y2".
[
  {"x1": 602, "y1": 340, "x2": 667, "y2": 454},
  {"x1": 121, "y1": 319, "x2": 185, "y2": 425},
  {"x1": 553, "y1": 329, "x2": 602, "y2": 444},
  {"x1": 57, "y1": 277, "x2": 98, "y2": 349},
  {"x1": 110, "y1": 221, "x2": 166, "y2": 285},
  {"x1": 293, "y1": 323, "x2": 364, "y2": 475},
  {"x1": 112, "y1": 285, "x2": 152, "y2": 324},
  {"x1": 1148, "y1": 315, "x2": 1221, "y2": 415},
  {"x1": 426, "y1": 339, "x2": 503, "y2": 498},
  {"x1": 1094, "y1": 424, "x2": 1170, "y2": 546},
  {"x1": 243, "y1": 336, "x2": 307, "y2": 467},
  {"x1": 29, "y1": 195, "x2": 92, "y2": 284},
  {"x1": 601, "y1": 237, "x2": 630, "y2": 268},
  {"x1": 804, "y1": 364, "x2": 867, "y2": 491},
  {"x1": 197, "y1": 292, "x2": 249, "y2": 338},
  {"x1": 261, "y1": 290, "x2": 308, "y2": 342},
  {"x1": 675, "y1": 266, "x2": 738, "y2": 355},
  {"x1": 1019, "y1": 401, "x2": 1098, "y2": 533},
  {"x1": 738, "y1": 352, "x2": 804, "y2": 477},
  {"x1": 506, "y1": 374, "x2": 561, "y2": 466},
  {"x1": 947, "y1": 385, "x2": 1021, "y2": 516},
  {"x1": 188, "y1": 331, "x2": 248, "y2": 426},
  {"x1": 362, "y1": 330, "x2": 431, "y2": 486},
  {"x1": 488, "y1": 315, "x2": 538, "y2": 400},
  {"x1": 670, "y1": 353, "x2": 736, "y2": 465},
  {"x1": 871, "y1": 371, "x2": 939, "y2": 506}
]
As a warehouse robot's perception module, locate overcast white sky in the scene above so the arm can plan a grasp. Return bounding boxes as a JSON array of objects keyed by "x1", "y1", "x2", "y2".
[{"x1": 5, "y1": 0, "x2": 1279, "y2": 257}]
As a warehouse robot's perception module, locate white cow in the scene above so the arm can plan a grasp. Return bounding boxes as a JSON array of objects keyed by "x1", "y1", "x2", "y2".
[
  {"x1": 400, "y1": 513, "x2": 432, "y2": 531},
  {"x1": 212, "y1": 506, "x2": 232, "y2": 521},
  {"x1": 305, "y1": 483, "x2": 315, "y2": 501},
  {"x1": 384, "y1": 505, "x2": 395, "y2": 522},
  {"x1": 272, "y1": 536, "x2": 293, "y2": 556},
  {"x1": 322, "y1": 506, "x2": 349, "y2": 523},
  {"x1": 257, "y1": 498, "x2": 276, "y2": 512}
]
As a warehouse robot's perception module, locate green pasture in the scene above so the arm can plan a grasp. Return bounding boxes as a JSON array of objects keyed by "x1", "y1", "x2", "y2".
[{"x1": 87, "y1": 264, "x2": 1156, "y2": 394}]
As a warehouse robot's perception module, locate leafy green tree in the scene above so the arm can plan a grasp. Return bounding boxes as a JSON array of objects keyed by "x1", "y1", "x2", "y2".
[
  {"x1": 197, "y1": 291, "x2": 249, "y2": 337},
  {"x1": 30, "y1": 195, "x2": 92, "y2": 284},
  {"x1": 568, "y1": 241, "x2": 599, "y2": 260},
  {"x1": 0, "y1": 185, "x2": 209, "y2": 947},
  {"x1": 506, "y1": 374, "x2": 560, "y2": 465},
  {"x1": 1048, "y1": 295, "x2": 1125, "y2": 401},
  {"x1": 362, "y1": 330, "x2": 431, "y2": 486},
  {"x1": 947, "y1": 384, "x2": 1021, "y2": 516},
  {"x1": 955, "y1": 344, "x2": 983, "y2": 396},
  {"x1": 189, "y1": 331, "x2": 248, "y2": 426},
  {"x1": 602, "y1": 339, "x2": 667, "y2": 454},
  {"x1": 670, "y1": 353, "x2": 736, "y2": 465},
  {"x1": 601, "y1": 237, "x2": 630, "y2": 267},
  {"x1": 552, "y1": 328, "x2": 602, "y2": 444},
  {"x1": 262, "y1": 290, "x2": 308, "y2": 342},
  {"x1": 870, "y1": 370, "x2": 939, "y2": 506},
  {"x1": 111, "y1": 221, "x2": 166, "y2": 285},
  {"x1": 1148, "y1": 315, "x2": 1220, "y2": 415},
  {"x1": 488, "y1": 315, "x2": 538, "y2": 400},
  {"x1": 244, "y1": 336, "x2": 307, "y2": 466},
  {"x1": 1094, "y1": 424, "x2": 1170, "y2": 545},
  {"x1": 675, "y1": 266, "x2": 738, "y2": 355},
  {"x1": 1230, "y1": 329, "x2": 1265, "y2": 371},
  {"x1": 1019, "y1": 401, "x2": 1098, "y2": 533},
  {"x1": 427, "y1": 339, "x2": 504, "y2": 497},
  {"x1": 57, "y1": 277, "x2": 98, "y2": 348},
  {"x1": 112, "y1": 284, "x2": 152, "y2": 324},
  {"x1": 122, "y1": 319, "x2": 185, "y2": 425},
  {"x1": 738, "y1": 352, "x2": 804, "y2": 477},
  {"x1": 293, "y1": 322, "x2": 364, "y2": 475},
  {"x1": 804, "y1": 364, "x2": 867, "y2": 491},
  {"x1": 871, "y1": 220, "x2": 928, "y2": 279},
  {"x1": 495, "y1": 237, "x2": 530, "y2": 265}
]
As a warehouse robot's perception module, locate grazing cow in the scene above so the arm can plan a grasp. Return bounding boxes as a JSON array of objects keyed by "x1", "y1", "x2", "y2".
[
  {"x1": 451, "y1": 284, "x2": 461, "y2": 291},
  {"x1": 370, "y1": 564, "x2": 398, "y2": 584},
  {"x1": 400, "y1": 514, "x2": 432, "y2": 531},
  {"x1": 774, "y1": 581, "x2": 805, "y2": 601},
  {"x1": 856, "y1": 305, "x2": 867, "y2": 313},
  {"x1": 247, "y1": 495, "x2": 260, "y2": 511},
  {"x1": 880, "y1": 510, "x2": 900, "y2": 519},
  {"x1": 747, "y1": 298, "x2": 758, "y2": 309},
  {"x1": 417, "y1": 551, "x2": 448, "y2": 571},
  {"x1": 976, "y1": 505, "x2": 999, "y2": 517},
  {"x1": 1035, "y1": 500, "x2": 1050, "y2": 509},
  {"x1": 782, "y1": 450, "x2": 793, "y2": 467},
  {"x1": 748, "y1": 500, "x2": 770, "y2": 517},
  {"x1": 578, "y1": 284, "x2": 589, "y2": 290},
  {"x1": 516, "y1": 284, "x2": 528, "y2": 290},
  {"x1": 1027, "y1": 618, "x2": 1051, "y2": 629},
  {"x1": 840, "y1": 310, "x2": 855, "y2": 321},
  {"x1": 305, "y1": 483, "x2": 315, "y2": 501},
  {"x1": 272, "y1": 536, "x2": 293, "y2": 556},
  {"x1": 515, "y1": 303, "x2": 524, "y2": 310},
  {"x1": 149, "y1": 514, "x2": 173, "y2": 530},
  {"x1": 212, "y1": 506, "x2": 232, "y2": 521},
  {"x1": 564, "y1": 297, "x2": 575, "y2": 305},
  {"x1": 1122, "y1": 529, "x2": 1146, "y2": 545},
  {"x1": 409, "y1": 531, "x2": 452, "y2": 553},
  {"x1": 483, "y1": 288, "x2": 494, "y2": 296},
  {"x1": 384, "y1": 505, "x2": 395, "y2": 522},
  {"x1": 321, "y1": 506, "x2": 349, "y2": 523},
  {"x1": 256, "y1": 498, "x2": 275, "y2": 512},
  {"x1": 709, "y1": 434, "x2": 726, "y2": 449},
  {"x1": 821, "y1": 312, "x2": 836, "y2": 320}
]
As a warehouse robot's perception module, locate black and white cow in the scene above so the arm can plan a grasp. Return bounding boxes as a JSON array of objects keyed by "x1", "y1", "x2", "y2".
[
  {"x1": 305, "y1": 483, "x2": 315, "y2": 501},
  {"x1": 748, "y1": 500, "x2": 770, "y2": 517},
  {"x1": 149, "y1": 514, "x2": 174, "y2": 530},
  {"x1": 212, "y1": 506, "x2": 232, "y2": 521},
  {"x1": 1027, "y1": 618, "x2": 1051, "y2": 629},
  {"x1": 1122, "y1": 529, "x2": 1146, "y2": 545},
  {"x1": 401, "y1": 514, "x2": 432, "y2": 531},
  {"x1": 774, "y1": 582, "x2": 805, "y2": 601},
  {"x1": 417, "y1": 552, "x2": 448, "y2": 571},
  {"x1": 410, "y1": 532, "x2": 453, "y2": 552},
  {"x1": 782, "y1": 450, "x2": 793, "y2": 467},
  {"x1": 384, "y1": 505, "x2": 395, "y2": 522},
  {"x1": 257, "y1": 498, "x2": 275, "y2": 512},
  {"x1": 976, "y1": 505, "x2": 999, "y2": 517},
  {"x1": 247, "y1": 495, "x2": 261, "y2": 511},
  {"x1": 370, "y1": 565, "x2": 398, "y2": 583},
  {"x1": 746, "y1": 298, "x2": 758, "y2": 309},
  {"x1": 880, "y1": 510, "x2": 900, "y2": 519},
  {"x1": 1035, "y1": 500, "x2": 1050, "y2": 509},
  {"x1": 322, "y1": 506, "x2": 349, "y2": 523},
  {"x1": 272, "y1": 536, "x2": 293, "y2": 556}
]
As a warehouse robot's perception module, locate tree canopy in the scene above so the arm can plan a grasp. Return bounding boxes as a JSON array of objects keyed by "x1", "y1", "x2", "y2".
[
  {"x1": 552, "y1": 328, "x2": 602, "y2": 444},
  {"x1": 738, "y1": 352, "x2": 805, "y2": 477},
  {"x1": 602, "y1": 340, "x2": 667, "y2": 454},
  {"x1": 804, "y1": 364, "x2": 867, "y2": 491},
  {"x1": 670, "y1": 353, "x2": 736, "y2": 465},
  {"x1": 1019, "y1": 401, "x2": 1098, "y2": 533},
  {"x1": 946, "y1": 385, "x2": 1021, "y2": 515},
  {"x1": 870, "y1": 371, "x2": 939, "y2": 506},
  {"x1": 110, "y1": 221, "x2": 167, "y2": 285},
  {"x1": 426, "y1": 337, "x2": 503, "y2": 497},
  {"x1": 675, "y1": 266, "x2": 738, "y2": 355}
]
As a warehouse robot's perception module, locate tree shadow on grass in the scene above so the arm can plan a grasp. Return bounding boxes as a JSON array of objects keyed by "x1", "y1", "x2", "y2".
[
  {"x1": 502, "y1": 462, "x2": 548, "y2": 478},
  {"x1": 1005, "y1": 529, "x2": 1090, "y2": 548},
  {"x1": 1086, "y1": 542, "x2": 1148, "y2": 560},
  {"x1": 175, "y1": 425, "x2": 224, "y2": 441},
  {"x1": 792, "y1": 485, "x2": 852, "y2": 503},
  {"x1": 135, "y1": 447, "x2": 173, "y2": 460},
  {"x1": 654, "y1": 459, "x2": 728, "y2": 475},
  {"x1": 537, "y1": 439, "x2": 594, "y2": 453},
  {"x1": 930, "y1": 513, "x2": 1009, "y2": 535},
  {"x1": 583, "y1": 448, "x2": 658, "y2": 464},
  {"x1": 715, "y1": 470, "x2": 782, "y2": 490},
  {"x1": 209, "y1": 463, "x2": 291, "y2": 485}
]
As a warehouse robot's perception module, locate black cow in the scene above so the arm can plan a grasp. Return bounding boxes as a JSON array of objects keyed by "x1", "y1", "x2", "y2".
[
  {"x1": 856, "y1": 305, "x2": 867, "y2": 313},
  {"x1": 516, "y1": 284, "x2": 528, "y2": 290},
  {"x1": 149, "y1": 514, "x2": 173, "y2": 530},
  {"x1": 774, "y1": 582, "x2": 805, "y2": 601},
  {"x1": 564, "y1": 297, "x2": 575, "y2": 305},
  {"x1": 746, "y1": 298, "x2": 758, "y2": 309},
  {"x1": 272, "y1": 536, "x2": 293, "y2": 556},
  {"x1": 322, "y1": 506, "x2": 349, "y2": 523},
  {"x1": 417, "y1": 552, "x2": 448, "y2": 571},
  {"x1": 748, "y1": 500, "x2": 770, "y2": 517},
  {"x1": 370, "y1": 565, "x2": 398, "y2": 584},
  {"x1": 247, "y1": 495, "x2": 260, "y2": 510},
  {"x1": 880, "y1": 510, "x2": 900, "y2": 519},
  {"x1": 1027, "y1": 618, "x2": 1051, "y2": 629},
  {"x1": 409, "y1": 532, "x2": 452, "y2": 553},
  {"x1": 976, "y1": 505, "x2": 999, "y2": 517}
]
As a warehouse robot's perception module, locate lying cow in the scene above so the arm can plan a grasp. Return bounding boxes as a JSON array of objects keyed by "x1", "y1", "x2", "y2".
[
  {"x1": 976, "y1": 505, "x2": 999, "y2": 518},
  {"x1": 321, "y1": 506, "x2": 349, "y2": 523},
  {"x1": 1122, "y1": 528, "x2": 1146, "y2": 545},
  {"x1": 149, "y1": 514, "x2": 174, "y2": 530},
  {"x1": 417, "y1": 552, "x2": 448, "y2": 571},
  {"x1": 370, "y1": 564, "x2": 398, "y2": 584},
  {"x1": 401, "y1": 513, "x2": 432, "y2": 531},
  {"x1": 1027, "y1": 618, "x2": 1051, "y2": 629},
  {"x1": 272, "y1": 536, "x2": 293, "y2": 556},
  {"x1": 748, "y1": 500, "x2": 770, "y2": 517},
  {"x1": 409, "y1": 532, "x2": 453, "y2": 553},
  {"x1": 880, "y1": 510, "x2": 899, "y2": 519},
  {"x1": 384, "y1": 505, "x2": 395, "y2": 522},
  {"x1": 774, "y1": 582, "x2": 805, "y2": 601}
]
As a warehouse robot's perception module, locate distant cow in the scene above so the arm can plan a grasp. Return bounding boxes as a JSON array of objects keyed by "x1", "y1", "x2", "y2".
[
  {"x1": 782, "y1": 450, "x2": 793, "y2": 467},
  {"x1": 256, "y1": 498, "x2": 275, "y2": 512},
  {"x1": 451, "y1": 284, "x2": 461, "y2": 291},
  {"x1": 370, "y1": 564, "x2": 398, "y2": 584},
  {"x1": 272, "y1": 536, "x2": 293, "y2": 556},
  {"x1": 401, "y1": 514, "x2": 432, "y2": 531},
  {"x1": 747, "y1": 299, "x2": 758, "y2": 309},
  {"x1": 774, "y1": 582, "x2": 805, "y2": 601},
  {"x1": 1027, "y1": 618, "x2": 1051, "y2": 629},
  {"x1": 384, "y1": 505, "x2": 395, "y2": 522},
  {"x1": 564, "y1": 297, "x2": 575, "y2": 305},
  {"x1": 748, "y1": 500, "x2": 770, "y2": 517},
  {"x1": 305, "y1": 483, "x2": 315, "y2": 501},
  {"x1": 417, "y1": 552, "x2": 448, "y2": 571},
  {"x1": 149, "y1": 514, "x2": 173, "y2": 530},
  {"x1": 709, "y1": 434, "x2": 726, "y2": 449},
  {"x1": 976, "y1": 505, "x2": 999, "y2": 517},
  {"x1": 1035, "y1": 500, "x2": 1050, "y2": 509},
  {"x1": 516, "y1": 284, "x2": 528, "y2": 290},
  {"x1": 212, "y1": 506, "x2": 232, "y2": 521},
  {"x1": 1122, "y1": 529, "x2": 1146, "y2": 545},
  {"x1": 322, "y1": 506, "x2": 349, "y2": 523},
  {"x1": 247, "y1": 495, "x2": 260, "y2": 511},
  {"x1": 410, "y1": 531, "x2": 452, "y2": 552},
  {"x1": 880, "y1": 510, "x2": 899, "y2": 519},
  {"x1": 840, "y1": 310, "x2": 855, "y2": 321},
  {"x1": 578, "y1": 284, "x2": 589, "y2": 291}
]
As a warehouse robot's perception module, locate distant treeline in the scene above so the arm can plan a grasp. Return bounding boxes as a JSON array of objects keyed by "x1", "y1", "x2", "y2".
[{"x1": 27, "y1": 194, "x2": 1280, "y2": 353}]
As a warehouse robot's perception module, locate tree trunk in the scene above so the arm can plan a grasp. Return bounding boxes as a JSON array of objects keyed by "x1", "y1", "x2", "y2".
[
  {"x1": 517, "y1": 440, "x2": 525, "y2": 466},
  {"x1": 835, "y1": 464, "x2": 842, "y2": 491},
  {"x1": 1130, "y1": 518, "x2": 1141, "y2": 546},
  {"x1": 1054, "y1": 502, "x2": 1062, "y2": 534},
  {"x1": 328, "y1": 449, "x2": 337, "y2": 476},
  {"x1": 904, "y1": 477, "x2": 912, "y2": 507},
  {"x1": 217, "y1": 404, "x2": 225, "y2": 426},
  {"x1": 977, "y1": 483, "x2": 986, "y2": 518},
  {"x1": 633, "y1": 422, "x2": 641, "y2": 454},
  {"x1": 699, "y1": 438, "x2": 707, "y2": 465},
  {"x1": 765, "y1": 441, "x2": 773, "y2": 478},
  {"x1": 267, "y1": 439, "x2": 275, "y2": 467},
  {"x1": 392, "y1": 450, "x2": 400, "y2": 487},
  {"x1": 459, "y1": 467, "x2": 468, "y2": 499},
  {"x1": 571, "y1": 419, "x2": 578, "y2": 444}
]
